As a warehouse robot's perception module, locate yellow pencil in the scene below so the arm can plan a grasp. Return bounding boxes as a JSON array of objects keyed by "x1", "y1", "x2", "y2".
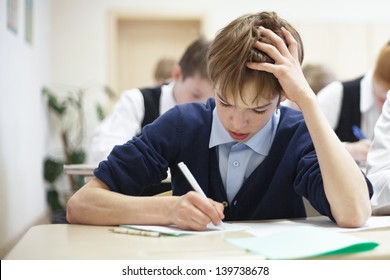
[{"x1": 110, "y1": 227, "x2": 161, "y2": 237}]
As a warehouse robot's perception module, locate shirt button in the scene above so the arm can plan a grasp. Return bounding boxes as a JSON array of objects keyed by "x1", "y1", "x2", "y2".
[{"x1": 233, "y1": 160, "x2": 239, "y2": 167}]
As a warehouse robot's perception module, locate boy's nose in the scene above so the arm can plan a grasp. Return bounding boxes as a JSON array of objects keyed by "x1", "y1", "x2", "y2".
[{"x1": 231, "y1": 111, "x2": 248, "y2": 130}]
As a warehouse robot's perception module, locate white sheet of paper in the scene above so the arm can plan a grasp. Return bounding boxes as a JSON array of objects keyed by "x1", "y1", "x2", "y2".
[
  {"x1": 233, "y1": 216, "x2": 390, "y2": 238},
  {"x1": 122, "y1": 216, "x2": 390, "y2": 238},
  {"x1": 120, "y1": 222, "x2": 249, "y2": 236}
]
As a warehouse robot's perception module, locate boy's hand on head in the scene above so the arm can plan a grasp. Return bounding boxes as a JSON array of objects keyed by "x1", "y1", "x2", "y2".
[
  {"x1": 246, "y1": 27, "x2": 314, "y2": 107},
  {"x1": 170, "y1": 191, "x2": 224, "y2": 231}
]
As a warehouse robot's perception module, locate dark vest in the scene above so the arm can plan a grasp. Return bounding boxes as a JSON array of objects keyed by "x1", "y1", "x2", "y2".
[
  {"x1": 139, "y1": 86, "x2": 171, "y2": 196},
  {"x1": 334, "y1": 76, "x2": 363, "y2": 142},
  {"x1": 140, "y1": 86, "x2": 162, "y2": 128}
]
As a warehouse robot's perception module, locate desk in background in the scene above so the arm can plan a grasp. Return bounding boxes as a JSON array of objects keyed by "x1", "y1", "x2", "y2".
[
  {"x1": 64, "y1": 164, "x2": 172, "y2": 183},
  {"x1": 5, "y1": 218, "x2": 390, "y2": 260}
]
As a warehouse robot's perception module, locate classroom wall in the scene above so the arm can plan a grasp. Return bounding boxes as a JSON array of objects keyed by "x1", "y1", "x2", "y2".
[
  {"x1": 1, "y1": 0, "x2": 390, "y2": 258},
  {"x1": 0, "y1": 0, "x2": 51, "y2": 257},
  {"x1": 51, "y1": 0, "x2": 390, "y2": 85},
  {"x1": 50, "y1": 0, "x2": 390, "y2": 163}
]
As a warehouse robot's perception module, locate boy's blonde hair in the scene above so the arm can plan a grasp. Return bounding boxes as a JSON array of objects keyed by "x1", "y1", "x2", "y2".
[
  {"x1": 208, "y1": 11, "x2": 304, "y2": 103},
  {"x1": 153, "y1": 57, "x2": 176, "y2": 84},
  {"x1": 302, "y1": 63, "x2": 336, "y2": 94}
]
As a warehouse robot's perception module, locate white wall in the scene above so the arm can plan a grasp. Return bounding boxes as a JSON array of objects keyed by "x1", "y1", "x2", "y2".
[
  {"x1": 50, "y1": 0, "x2": 390, "y2": 84},
  {"x1": 0, "y1": 0, "x2": 51, "y2": 257}
]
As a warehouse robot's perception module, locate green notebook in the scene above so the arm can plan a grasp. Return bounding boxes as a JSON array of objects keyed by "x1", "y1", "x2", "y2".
[{"x1": 226, "y1": 226, "x2": 378, "y2": 259}]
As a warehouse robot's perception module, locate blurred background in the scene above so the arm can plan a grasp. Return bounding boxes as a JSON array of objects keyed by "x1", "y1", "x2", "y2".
[{"x1": 1, "y1": 0, "x2": 390, "y2": 258}]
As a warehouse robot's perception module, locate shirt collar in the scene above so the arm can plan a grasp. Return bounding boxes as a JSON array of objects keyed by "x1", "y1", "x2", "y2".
[{"x1": 209, "y1": 107, "x2": 280, "y2": 156}]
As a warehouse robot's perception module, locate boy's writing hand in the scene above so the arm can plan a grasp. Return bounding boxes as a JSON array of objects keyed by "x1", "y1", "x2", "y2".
[
  {"x1": 246, "y1": 26, "x2": 314, "y2": 108},
  {"x1": 170, "y1": 191, "x2": 225, "y2": 231}
]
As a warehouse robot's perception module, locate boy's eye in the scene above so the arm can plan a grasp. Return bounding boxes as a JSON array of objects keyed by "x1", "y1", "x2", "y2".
[
  {"x1": 192, "y1": 94, "x2": 201, "y2": 100},
  {"x1": 219, "y1": 100, "x2": 231, "y2": 107},
  {"x1": 253, "y1": 109, "x2": 267, "y2": 115}
]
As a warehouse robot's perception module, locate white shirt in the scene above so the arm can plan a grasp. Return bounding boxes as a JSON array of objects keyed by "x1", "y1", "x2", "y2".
[
  {"x1": 366, "y1": 90, "x2": 390, "y2": 209},
  {"x1": 91, "y1": 83, "x2": 176, "y2": 164},
  {"x1": 316, "y1": 70, "x2": 381, "y2": 140}
]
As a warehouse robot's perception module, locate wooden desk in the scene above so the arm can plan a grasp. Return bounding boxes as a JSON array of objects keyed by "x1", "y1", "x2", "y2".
[
  {"x1": 64, "y1": 164, "x2": 172, "y2": 184},
  {"x1": 5, "y1": 219, "x2": 390, "y2": 260}
]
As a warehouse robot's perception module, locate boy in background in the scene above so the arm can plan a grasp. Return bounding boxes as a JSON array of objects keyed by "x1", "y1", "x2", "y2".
[
  {"x1": 317, "y1": 41, "x2": 390, "y2": 165},
  {"x1": 91, "y1": 38, "x2": 213, "y2": 164}
]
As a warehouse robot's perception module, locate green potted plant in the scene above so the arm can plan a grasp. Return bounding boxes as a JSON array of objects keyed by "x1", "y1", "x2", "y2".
[{"x1": 42, "y1": 85, "x2": 115, "y2": 212}]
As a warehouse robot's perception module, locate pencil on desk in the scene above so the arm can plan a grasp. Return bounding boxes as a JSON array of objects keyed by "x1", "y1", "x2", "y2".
[{"x1": 110, "y1": 227, "x2": 161, "y2": 237}]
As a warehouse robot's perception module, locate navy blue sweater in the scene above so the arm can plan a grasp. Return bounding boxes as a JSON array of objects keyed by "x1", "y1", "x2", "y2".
[{"x1": 95, "y1": 98, "x2": 373, "y2": 221}]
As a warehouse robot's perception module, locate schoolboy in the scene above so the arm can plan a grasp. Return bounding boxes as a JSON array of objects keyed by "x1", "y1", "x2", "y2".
[
  {"x1": 67, "y1": 11, "x2": 372, "y2": 230},
  {"x1": 316, "y1": 41, "x2": 390, "y2": 164},
  {"x1": 91, "y1": 38, "x2": 212, "y2": 164}
]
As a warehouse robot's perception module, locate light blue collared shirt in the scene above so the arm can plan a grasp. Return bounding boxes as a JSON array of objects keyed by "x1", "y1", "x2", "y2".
[{"x1": 209, "y1": 107, "x2": 280, "y2": 203}]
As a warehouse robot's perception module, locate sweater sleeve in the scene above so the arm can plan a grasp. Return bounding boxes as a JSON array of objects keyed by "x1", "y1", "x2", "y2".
[
  {"x1": 93, "y1": 99, "x2": 215, "y2": 196},
  {"x1": 294, "y1": 133, "x2": 373, "y2": 222},
  {"x1": 93, "y1": 106, "x2": 182, "y2": 195},
  {"x1": 294, "y1": 141, "x2": 333, "y2": 219}
]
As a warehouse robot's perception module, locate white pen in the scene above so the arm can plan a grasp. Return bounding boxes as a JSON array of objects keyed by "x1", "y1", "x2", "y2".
[{"x1": 178, "y1": 162, "x2": 225, "y2": 229}]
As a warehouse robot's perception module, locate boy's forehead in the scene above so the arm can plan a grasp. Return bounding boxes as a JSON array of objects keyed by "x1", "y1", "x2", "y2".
[{"x1": 216, "y1": 88, "x2": 276, "y2": 108}]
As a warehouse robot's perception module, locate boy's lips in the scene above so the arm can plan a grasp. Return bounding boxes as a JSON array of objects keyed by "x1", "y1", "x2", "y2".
[{"x1": 229, "y1": 130, "x2": 250, "y2": 141}]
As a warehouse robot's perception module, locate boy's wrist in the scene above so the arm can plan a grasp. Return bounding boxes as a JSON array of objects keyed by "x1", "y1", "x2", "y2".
[{"x1": 295, "y1": 91, "x2": 316, "y2": 112}]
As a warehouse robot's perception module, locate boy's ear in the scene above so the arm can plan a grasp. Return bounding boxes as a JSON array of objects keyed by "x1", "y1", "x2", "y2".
[
  {"x1": 171, "y1": 64, "x2": 183, "y2": 82},
  {"x1": 280, "y1": 92, "x2": 287, "y2": 102}
]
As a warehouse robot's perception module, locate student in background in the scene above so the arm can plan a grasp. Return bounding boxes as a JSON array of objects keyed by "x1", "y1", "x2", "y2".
[
  {"x1": 91, "y1": 38, "x2": 212, "y2": 164},
  {"x1": 283, "y1": 63, "x2": 336, "y2": 110},
  {"x1": 366, "y1": 90, "x2": 390, "y2": 212},
  {"x1": 153, "y1": 57, "x2": 176, "y2": 85},
  {"x1": 67, "y1": 11, "x2": 372, "y2": 229},
  {"x1": 302, "y1": 63, "x2": 336, "y2": 94},
  {"x1": 316, "y1": 41, "x2": 390, "y2": 164}
]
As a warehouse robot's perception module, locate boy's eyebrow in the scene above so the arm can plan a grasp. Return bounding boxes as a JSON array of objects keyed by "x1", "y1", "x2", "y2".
[
  {"x1": 216, "y1": 93, "x2": 272, "y2": 110},
  {"x1": 252, "y1": 102, "x2": 272, "y2": 110}
]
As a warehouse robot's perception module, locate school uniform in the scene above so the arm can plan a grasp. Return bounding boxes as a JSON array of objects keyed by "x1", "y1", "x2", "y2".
[
  {"x1": 91, "y1": 82, "x2": 176, "y2": 164},
  {"x1": 94, "y1": 98, "x2": 373, "y2": 222},
  {"x1": 367, "y1": 91, "x2": 390, "y2": 209},
  {"x1": 316, "y1": 70, "x2": 381, "y2": 141}
]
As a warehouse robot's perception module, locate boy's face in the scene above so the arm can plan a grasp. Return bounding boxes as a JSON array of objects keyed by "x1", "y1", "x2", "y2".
[
  {"x1": 215, "y1": 82, "x2": 280, "y2": 142},
  {"x1": 373, "y1": 79, "x2": 390, "y2": 111},
  {"x1": 173, "y1": 73, "x2": 213, "y2": 104}
]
